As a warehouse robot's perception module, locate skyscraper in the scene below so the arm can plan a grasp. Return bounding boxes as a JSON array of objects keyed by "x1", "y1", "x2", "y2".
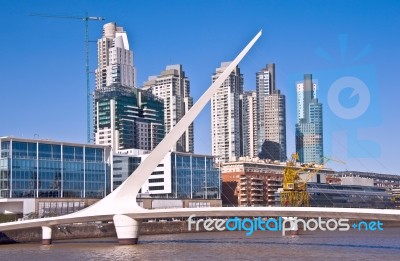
[
  {"x1": 96, "y1": 22, "x2": 136, "y2": 90},
  {"x1": 211, "y1": 62, "x2": 243, "y2": 163},
  {"x1": 143, "y1": 65, "x2": 194, "y2": 153},
  {"x1": 295, "y1": 74, "x2": 323, "y2": 164},
  {"x1": 94, "y1": 22, "x2": 164, "y2": 151},
  {"x1": 241, "y1": 91, "x2": 258, "y2": 158},
  {"x1": 94, "y1": 85, "x2": 164, "y2": 152},
  {"x1": 256, "y1": 64, "x2": 287, "y2": 161}
]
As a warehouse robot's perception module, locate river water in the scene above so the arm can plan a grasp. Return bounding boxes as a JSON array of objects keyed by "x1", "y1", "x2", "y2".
[{"x1": 1, "y1": 229, "x2": 400, "y2": 260}]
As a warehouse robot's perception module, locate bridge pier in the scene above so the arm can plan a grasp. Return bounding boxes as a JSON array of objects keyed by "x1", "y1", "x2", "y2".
[
  {"x1": 113, "y1": 214, "x2": 141, "y2": 245},
  {"x1": 41, "y1": 226, "x2": 52, "y2": 245}
]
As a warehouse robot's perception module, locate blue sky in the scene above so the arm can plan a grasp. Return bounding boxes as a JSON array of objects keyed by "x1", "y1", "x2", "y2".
[{"x1": 1, "y1": 0, "x2": 399, "y2": 174}]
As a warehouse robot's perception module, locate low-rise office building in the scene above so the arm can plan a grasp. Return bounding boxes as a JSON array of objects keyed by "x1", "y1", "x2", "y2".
[
  {"x1": 0, "y1": 137, "x2": 112, "y2": 215},
  {"x1": 113, "y1": 150, "x2": 221, "y2": 201},
  {"x1": 330, "y1": 171, "x2": 400, "y2": 190},
  {"x1": 306, "y1": 182, "x2": 393, "y2": 209},
  {"x1": 276, "y1": 174, "x2": 394, "y2": 209}
]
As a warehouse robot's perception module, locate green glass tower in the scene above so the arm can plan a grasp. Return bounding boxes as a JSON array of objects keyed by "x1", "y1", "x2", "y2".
[{"x1": 94, "y1": 84, "x2": 164, "y2": 151}]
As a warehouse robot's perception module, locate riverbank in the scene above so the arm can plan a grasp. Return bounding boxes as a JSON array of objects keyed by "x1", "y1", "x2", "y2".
[
  {"x1": 1, "y1": 220, "x2": 400, "y2": 244},
  {"x1": 0, "y1": 221, "x2": 199, "y2": 244}
]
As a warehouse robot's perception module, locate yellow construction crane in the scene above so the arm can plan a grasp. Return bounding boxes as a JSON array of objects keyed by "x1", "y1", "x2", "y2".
[
  {"x1": 391, "y1": 194, "x2": 400, "y2": 204},
  {"x1": 280, "y1": 154, "x2": 344, "y2": 207},
  {"x1": 280, "y1": 153, "x2": 310, "y2": 207}
]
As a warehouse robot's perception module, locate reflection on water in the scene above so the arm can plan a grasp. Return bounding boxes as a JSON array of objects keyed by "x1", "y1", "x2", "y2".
[{"x1": 1, "y1": 229, "x2": 400, "y2": 261}]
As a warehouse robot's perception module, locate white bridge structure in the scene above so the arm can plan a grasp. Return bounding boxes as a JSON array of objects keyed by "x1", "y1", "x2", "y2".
[{"x1": 1, "y1": 30, "x2": 400, "y2": 245}]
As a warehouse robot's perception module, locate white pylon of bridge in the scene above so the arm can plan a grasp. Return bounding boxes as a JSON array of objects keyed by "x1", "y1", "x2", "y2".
[{"x1": 79, "y1": 29, "x2": 262, "y2": 217}]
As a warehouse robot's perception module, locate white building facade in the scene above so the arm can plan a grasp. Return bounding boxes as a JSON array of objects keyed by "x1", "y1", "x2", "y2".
[
  {"x1": 256, "y1": 64, "x2": 287, "y2": 161},
  {"x1": 143, "y1": 65, "x2": 194, "y2": 153},
  {"x1": 211, "y1": 62, "x2": 243, "y2": 163},
  {"x1": 96, "y1": 22, "x2": 136, "y2": 90},
  {"x1": 241, "y1": 91, "x2": 258, "y2": 158},
  {"x1": 93, "y1": 23, "x2": 164, "y2": 152}
]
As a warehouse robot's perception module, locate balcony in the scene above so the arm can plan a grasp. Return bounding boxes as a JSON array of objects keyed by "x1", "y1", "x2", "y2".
[{"x1": 268, "y1": 183, "x2": 281, "y2": 187}]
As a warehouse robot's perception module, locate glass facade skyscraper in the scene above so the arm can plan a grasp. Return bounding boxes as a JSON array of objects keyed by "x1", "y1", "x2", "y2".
[
  {"x1": 0, "y1": 137, "x2": 111, "y2": 199},
  {"x1": 295, "y1": 74, "x2": 324, "y2": 164},
  {"x1": 94, "y1": 85, "x2": 164, "y2": 152}
]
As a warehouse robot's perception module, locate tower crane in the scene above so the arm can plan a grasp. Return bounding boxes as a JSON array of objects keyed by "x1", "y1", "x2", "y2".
[{"x1": 30, "y1": 13, "x2": 105, "y2": 143}]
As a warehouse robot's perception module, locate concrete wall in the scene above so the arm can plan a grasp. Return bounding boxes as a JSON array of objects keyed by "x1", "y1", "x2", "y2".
[
  {"x1": 0, "y1": 221, "x2": 205, "y2": 244},
  {"x1": 137, "y1": 198, "x2": 222, "y2": 209},
  {"x1": 341, "y1": 177, "x2": 374, "y2": 187},
  {"x1": 299, "y1": 173, "x2": 327, "y2": 184},
  {"x1": 0, "y1": 202, "x2": 23, "y2": 214},
  {"x1": 152, "y1": 199, "x2": 182, "y2": 209},
  {"x1": 0, "y1": 198, "x2": 100, "y2": 216},
  {"x1": 0, "y1": 199, "x2": 35, "y2": 214},
  {"x1": 0, "y1": 223, "x2": 116, "y2": 244}
]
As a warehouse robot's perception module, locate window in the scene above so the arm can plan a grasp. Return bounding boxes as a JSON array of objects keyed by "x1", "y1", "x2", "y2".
[
  {"x1": 149, "y1": 186, "x2": 164, "y2": 191},
  {"x1": 149, "y1": 178, "x2": 164, "y2": 183}
]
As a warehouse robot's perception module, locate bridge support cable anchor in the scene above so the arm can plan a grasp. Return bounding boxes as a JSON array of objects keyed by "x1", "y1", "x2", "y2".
[
  {"x1": 41, "y1": 226, "x2": 52, "y2": 245},
  {"x1": 113, "y1": 214, "x2": 141, "y2": 245}
]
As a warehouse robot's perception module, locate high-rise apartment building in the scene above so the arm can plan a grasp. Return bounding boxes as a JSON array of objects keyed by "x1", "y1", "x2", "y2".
[
  {"x1": 241, "y1": 91, "x2": 258, "y2": 158},
  {"x1": 295, "y1": 74, "x2": 323, "y2": 164},
  {"x1": 256, "y1": 64, "x2": 287, "y2": 161},
  {"x1": 96, "y1": 22, "x2": 136, "y2": 90},
  {"x1": 143, "y1": 65, "x2": 194, "y2": 153},
  {"x1": 211, "y1": 62, "x2": 243, "y2": 163},
  {"x1": 94, "y1": 22, "x2": 164, "y2": 151}
]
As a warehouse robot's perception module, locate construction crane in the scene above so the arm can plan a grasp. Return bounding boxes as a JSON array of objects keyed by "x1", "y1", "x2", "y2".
[
  {"x1": 30, "y1": 13, "x2": 105, "y2": 143},
  {"x1": 280, "y1": 153, "x2": 310, "y2": 207},
  {"x1": 280, "y1": 154, "x2": 345, "y2": 207},
  {"x1": 391, "y1": 194, "x2": 400, "y2": 208}
]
